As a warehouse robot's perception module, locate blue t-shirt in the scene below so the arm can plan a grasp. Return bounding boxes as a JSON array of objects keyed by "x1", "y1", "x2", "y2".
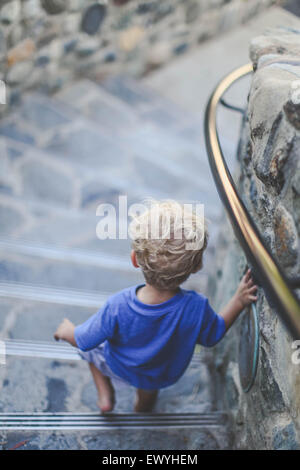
[{"x1": 74, "y1": 284, "x2": 226, "y2": 390}]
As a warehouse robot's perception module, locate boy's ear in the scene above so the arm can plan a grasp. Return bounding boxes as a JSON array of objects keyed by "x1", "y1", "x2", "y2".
[{"x1": 131, "y1": 250, "x2": 139, "y2": 269}]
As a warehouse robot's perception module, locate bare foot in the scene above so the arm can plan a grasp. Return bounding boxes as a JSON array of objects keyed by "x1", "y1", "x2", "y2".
[
  {"x1": 98, "y1": 394, "x2": 115, "y2": 413},
  {"x1": 88, "y1": 363, "x2": 116, "y2": 413},
  {"x1": 134, "y1": 389, "x2": 158, "y2": 412},
  {"x1": 97, "y1": 383, "x2": 115, "y2": 413}
]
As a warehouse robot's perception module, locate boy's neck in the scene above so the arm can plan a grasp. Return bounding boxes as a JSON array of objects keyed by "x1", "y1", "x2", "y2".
[{"x1": 137, "y1": 283, "x2": 180, "y2": 305}]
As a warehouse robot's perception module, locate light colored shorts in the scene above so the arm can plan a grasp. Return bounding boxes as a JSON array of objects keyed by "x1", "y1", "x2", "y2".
[{"x1": 78, "y1": 343, "x2": 130, "y2": 388}]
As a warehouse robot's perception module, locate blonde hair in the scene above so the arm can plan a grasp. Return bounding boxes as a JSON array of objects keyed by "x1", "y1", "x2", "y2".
[{"x1": 129, "y1": 199, "x2": 208, "y2": 290}]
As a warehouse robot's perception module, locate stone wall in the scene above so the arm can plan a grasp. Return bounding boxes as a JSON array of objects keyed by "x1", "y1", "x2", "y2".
[
  {"x1": 0, "y1": 0, "x2": 281, "y2": 109},
  {"x1": 209, "y1": 27, "x2": 300, "y2": 449}
]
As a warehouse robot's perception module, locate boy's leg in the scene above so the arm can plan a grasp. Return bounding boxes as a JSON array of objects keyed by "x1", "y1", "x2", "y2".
[
  {"x1": 89, "y1": 363, "x2": 115, "y2": 413},
  {"x1": 134, "y1": 389, "x2": 158, "y2": 412}
]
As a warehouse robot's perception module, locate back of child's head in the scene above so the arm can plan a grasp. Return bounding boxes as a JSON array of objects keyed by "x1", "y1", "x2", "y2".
[{"x1": 129, "y1": 199, "x2": 208, "y2": 290}]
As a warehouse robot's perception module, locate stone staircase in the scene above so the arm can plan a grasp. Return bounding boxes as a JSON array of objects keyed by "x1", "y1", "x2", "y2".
[{"x1": 0, "y1": 74, "x2": 230, "y2": 450}]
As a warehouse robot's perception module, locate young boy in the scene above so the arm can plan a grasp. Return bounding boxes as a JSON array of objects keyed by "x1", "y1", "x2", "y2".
[{"x1": 54, "y1": 200, "x2": 257, "y2": 413}]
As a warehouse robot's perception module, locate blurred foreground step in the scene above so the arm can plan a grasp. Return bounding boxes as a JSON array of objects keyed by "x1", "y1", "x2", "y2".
[
  {"x1": 0, "y1": 413, "x2": 231, "y2": 450},
  {"x1": 0, "y1": 412, "x2": 228, "y2": 430}
]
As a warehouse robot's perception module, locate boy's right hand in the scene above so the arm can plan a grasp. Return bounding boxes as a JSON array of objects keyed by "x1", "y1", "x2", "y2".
[
  {"x1": 235, "y1": 269, "x2": 258, "y2": 309},
  {"x1": 54, "y1": 318, "x2": 77, "y2": 347}
]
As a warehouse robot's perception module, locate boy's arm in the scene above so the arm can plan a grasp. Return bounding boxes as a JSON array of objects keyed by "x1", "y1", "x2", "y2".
[
  {"x1": 54, "y1": 302, "x2": 115, "y2": 351},
  {"x1": 54, "y1": 318, "x2": 77, "y2": 347},
  {"x1": 220, "y1": 269, "x2": 258, "y2": 331}
]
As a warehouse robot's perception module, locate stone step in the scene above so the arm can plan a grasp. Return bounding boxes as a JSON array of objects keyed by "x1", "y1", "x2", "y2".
[
  {"x1": 0, "y1": 412, "x2": 230, "y2": 451},
  {"x1": 0, "y1": 134, "x2": 218, "y2": 217},
  {"x1": 0, "y1": 90, "x2": 208, "y2": 182},
  {"x1": 0, "y1": 418, "x2": 230, "y2": 450},
  {"x1": 0, "y1": 238, "x2": 209, "y2": 294},
  {"x1": 0, "y1": 190, "x2": 217, "y2": 251},
  {"x1": 2, "y1": 339, "x2": 202, "y2": 365},
  {"x1": 58, "y1": 76, "x2": 195, "y2": 133},
  {"x1": 100, "y1": 75, "x2": 192, "y2": 131},
  {"x1": 0, "y1": 239, "x2": 130, "y2": 270},
  {"x1": 0, "y1": 237, "x2": 210, "y2": 292},
  {"x1": 0, "y1": 193, "x2": 133, "y2": 253},
  {"x1": 0, "y1": 411, "x2": 227, "y2": 430},
  {"x1": 101, "y1": 75, "x2": 170, "y2": 113},
  {"x1": 0, "y1": 201, "x2": 212, "y2": 300},
  {"x1": 56, "y1": 79, "x2": 140, "y2": 133},
  {"x1": 56, "y1": 78, "x2": 216, "y2": 200},
  {"x1": 0, "y1": 246, "x2": 142, "y2": 293},
  {"x1": 0, "y1": 294, "x2": 223, "y2": 449},
  {"x1": 0, "y1": 297, "x2": 96, "y2": 339},
  {"x1": 0, "y1": 95, "x2": 219, "y2": 214},
  {"x1": 0, "y1": 193, "x2": 212, "y2": 295},
  {"x1": 0, "y1": 281, "x2": 109, "y2": 308},
  {"x1": 0, "y1": 353, "x2": 218, "y2": 416},
  {"x1": 0, "y1": 135, "x2": 146, "y2": 211}
]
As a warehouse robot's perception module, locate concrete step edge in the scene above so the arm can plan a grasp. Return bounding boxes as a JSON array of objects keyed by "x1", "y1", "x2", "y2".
[
  {"x1": 0, "y1": 281, "x2": 109, "y2": 307},
  {"x1": 0, "y1": 238, "x2": 131, "y2": 271}
]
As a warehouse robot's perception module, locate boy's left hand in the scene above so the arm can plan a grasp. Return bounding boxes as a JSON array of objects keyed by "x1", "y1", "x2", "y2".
[{"x1": 54, "y1": 318, "x2": 77, "y2": 347}]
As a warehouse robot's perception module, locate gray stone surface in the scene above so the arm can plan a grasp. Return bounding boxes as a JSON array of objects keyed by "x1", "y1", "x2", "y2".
[
  {"x1": 6, "y1": 61, "x2": 34, "y2": 86},
  {"x1": 0, "y1": 121, "x2": 35, "y2": 145},
  {"x1": 0, "y1": 202, "x2": 26, "y2": 237},
  {"x1": 19, "y1": 158, "x2": 76, "y2": 206},
  {"x1": 0, "y1": 1, "x2": 20, "y2": 25},
  {"x1": 272, "y1": 422, "x2": 300, "y2": 450},
  {"x1": 250, "y1": 29, "x2": 300, "y2": 69},
  {"x1": 19, "y1": 96, "x2": 71, "y2": 130}
]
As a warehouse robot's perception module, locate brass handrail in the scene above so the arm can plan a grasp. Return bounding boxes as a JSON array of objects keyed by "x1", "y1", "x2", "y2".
[{"x1": 204, "y1": 63, "x2": 300, "y2": 339}]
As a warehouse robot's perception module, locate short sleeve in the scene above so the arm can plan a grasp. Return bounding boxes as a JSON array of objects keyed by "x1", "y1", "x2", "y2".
[
  {"x1": 196, "y1": 299, "x2": 226, "y2": 347},
  {"x1": 74, "y1": 302, "x2": 116, "y2": 351}
]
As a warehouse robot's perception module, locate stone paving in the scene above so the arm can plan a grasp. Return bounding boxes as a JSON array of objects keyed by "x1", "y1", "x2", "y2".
[{"x1": 0, "y1": 74, "x2": 229, "y2": 449}]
